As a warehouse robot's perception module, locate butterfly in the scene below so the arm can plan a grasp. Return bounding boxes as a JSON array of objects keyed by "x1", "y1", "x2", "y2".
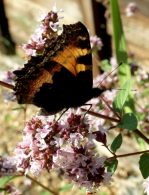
[{"x1": 13, "y1": 22, "x2": 104, "y2": 114}]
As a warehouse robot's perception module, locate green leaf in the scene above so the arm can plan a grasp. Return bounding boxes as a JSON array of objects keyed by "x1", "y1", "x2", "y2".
[
  {"x1": 110, "y1": 0, "x2": 131, "y2": 86},
  {"x1": 4, "y1": 113, "x2": 12, "y2": 123},
  {"x1": 118, "y1": 63, "x2": 131, "y2": 86},
  {"x1": 59, "y1": 183, "x2": 73, "y2": 192},
  {"x1": 101, "y1": 59, "x2": 111, "y2": 72},
  {"x1": 100, "y1": 192, "x2": 109, "y2": 195},
  {"x1": 0, "y1": 176, "x2": 15, "y2": 188},
  {"x1": 41, "y1": 191, "x2": 52, "y2": 195},
  {"x1": 110, "y1": 0, "x2": 128, "y2": 64},
  {"x1": 106, "y1": 159, "x2": 118, "y2": 174},
  {"x1": 12, "y1": 106, "x2": 26, "y2": 111},
  {"x1": 110, "y1": 0, "x2": 134, "y2": 113},
  {"x1": 110, "y1": 133, "x2": 122, "y2": 152},
  {"x1": 139, "y1": 153, "x2": 149, "y2": 179},
  {"x1": 118, "y1": 113, "x2": 138, "y2": 131},
  {"x1": 113, "y1": 80, "x2": 131, "y2": 113},
  {"x1": 139, "y1": 88, "x2": 149, "y2": 98}
]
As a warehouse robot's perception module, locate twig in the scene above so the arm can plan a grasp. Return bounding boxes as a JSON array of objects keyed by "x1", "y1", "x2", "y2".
[
  {"x1": 26, "y1": 174, "x2": 58, "y2": 195},
  {"x1": 9, "y1": 174, "x2": 58, "y2": 195},
  {"x1": 100, "y1": 95, "x2": 121, "y2": 119},
  {"x1": 0, "y1": 173, "x2": 58, "y2": 195},
  {"x1": 134, "y1": 129, "x2": 149, "y2": 144},
  {"x1": 108, "y1": 150, "x2": 149, "y2": 160},
  {"x1": 81, "y1": 108, "x2": 120, "y2": 123},
  {"x1": 82, "y1": 108, "x2": 149, "y2": 144},
  {"x1": 0, "y1": 80, "x2": 14, "y2": 90}
]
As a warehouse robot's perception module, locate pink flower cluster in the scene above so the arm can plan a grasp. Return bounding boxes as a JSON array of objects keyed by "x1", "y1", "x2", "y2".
[
  {"x1": 90, "y1": 35, "x2": 103, "y2": 51},
  {"x1": 0, "y1": 156, "x2": 17, "y2": 176},
  {"x1": 22, "y1": 7, "x2": 63, "y2": 57},
  {"x1": 14, "y1": 112, "x2": 111, "y2": 191},
  {"x1": 5, "y1": 184, "x2": 21, "y2": 195},
  {"x1": 125, "y1": 2, "x2": 138, "y2": 17},
  {"x1": 2, "y1": 71, "x2": 16, "y2": 101},
  {"x1": 22, "y1": 36, "x2": 46, "y2": 57},
  {"x1": 3, "y1": 71, "x2": 15, "y2": 85},
  {"x1": 143, "y1": 177, "x2": 149, "y2": 195}
]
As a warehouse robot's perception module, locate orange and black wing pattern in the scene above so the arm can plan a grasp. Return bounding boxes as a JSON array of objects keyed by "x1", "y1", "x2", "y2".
[{"x1": 13, "y1": 22, "x2": 102, "y2": 114}]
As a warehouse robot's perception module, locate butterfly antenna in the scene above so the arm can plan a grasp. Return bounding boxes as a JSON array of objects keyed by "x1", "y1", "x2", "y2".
[
  {"x1": 112, "y1": 88, "x2": 137, "y2": 92},
  {"x1": 97, "y1": 63, "x2": 122, "y2": 88}
]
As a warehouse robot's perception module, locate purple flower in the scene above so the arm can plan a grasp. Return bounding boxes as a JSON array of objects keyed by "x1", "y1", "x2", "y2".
[
  {"x1": 15, "y1": 116, "x2": 57, "y2": 174},
  {"x1": 3, "y1": 71, "x2": 15, "y2": 84},
  {"x1": 0, "y1": 156, "x2": 17, "y2": 176},
  {"x1": 1, "y1": 71, "x2": 16, "y2": 101},
  {"x1": 53, "y1": 143, "x2": 109, "y2": 192},
  {"x1": 5, "y1": 184, "x2": 21, "y2": 195},
  {"x1": 22, "y1": 6, "x2": 63, "y2": 57},
  {"x1": 90, "y1": 35, "x2": 103, "y2": 51},
  {"x1": 125, "y1": 2, "x2": 138, "y2": 17},
  {"x1": 143, "y1": 177, "x2": 149, "y2": 195},
  {"x1": 14, "y1": 112, "x2": 111, "y2": 192},
  {"x1": 22, "y1": 35, "x2": 46, "y2": 56}
]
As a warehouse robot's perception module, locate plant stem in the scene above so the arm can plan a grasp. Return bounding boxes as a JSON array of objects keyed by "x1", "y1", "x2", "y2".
[
  {"x1": 0, "y1": 80, "x2": 14, "y2": 89},
  {"x1": 26, "y1": 174, "x2": 58, "y2": 195},
  {"x1": 100, "y1": 96, "x2": 121, "y2": 119},
  {"x1": 83, "y1": 108, "x2": 149, "y2": 144},
  {"x1": 81, "y1": 108, "x2": 120, "y2": 123},
  {"x1": 108, "y1": 150, "x2": 149, "y2": 160},
  {"x1": 2, "y1": 173, "x2": 57, "y2": 195},
  {"x1": 134, "y1": 129, "x2": 149, "y2": 144}
]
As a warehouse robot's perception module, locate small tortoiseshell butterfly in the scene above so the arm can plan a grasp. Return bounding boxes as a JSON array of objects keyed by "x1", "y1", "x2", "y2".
[{"x1": 13, "y1": 22, "x2": 104, "y2": 114}]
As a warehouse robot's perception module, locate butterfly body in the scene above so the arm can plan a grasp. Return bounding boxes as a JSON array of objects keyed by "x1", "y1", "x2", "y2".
[
  {"x1": 33, "y1": 68, "x2": 103, "y2": 114},
  {"x1": 13, "y1": 22, "x2": 104, "y2": 114}
]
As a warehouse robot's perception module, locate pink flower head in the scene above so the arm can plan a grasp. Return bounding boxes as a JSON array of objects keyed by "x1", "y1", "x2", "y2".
[
  {"x1": 2, "y1": 71, "x2": 16, "y2": 101},
  {"x1": 3, "y1": 71, "x2": 15, "y2": 84},
  {"x1": 125, "y1": 2, "x2": 138, "y2": 17},
  {"x1": 22, "y1": 7, "x2": 63, "y2": 57},
  {"x1": 22, "y1": 35, "x2": 46, "y2": 56},
  {"x1": 0, "y1": 156, "x2": 17, "y2": 176},
  {"x1": 14, "y1": 112, "x2": 111, "y2": 192},
  {"x1": 5, "y1": 184, "x2": 21, "y2": 195},
  {"x1": 53, "y1": 143, "x2": 110, "y2": 192},
  {"x1": 143, "y1": 177, "x2": 149, "y2": 195},
  {"x1": 90, "y1": 35, "x2": 103, "y2": 51}
]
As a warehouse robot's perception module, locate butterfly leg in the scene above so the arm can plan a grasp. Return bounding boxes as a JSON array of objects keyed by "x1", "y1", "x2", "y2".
[
  {"x1": 81, "y1": 103, "x2": 92, "y2": 118},
  {"x1": 56, "y1": 108, "x2": 69, "y2": 121}
]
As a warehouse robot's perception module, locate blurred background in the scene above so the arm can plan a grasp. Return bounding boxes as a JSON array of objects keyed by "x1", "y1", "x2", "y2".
[
  {"x1": 0, "y1": 0, "x2": 149, "y2": 194},
  {"x1": 1, "y1": 0, "x2": 149, "y2": 70}
]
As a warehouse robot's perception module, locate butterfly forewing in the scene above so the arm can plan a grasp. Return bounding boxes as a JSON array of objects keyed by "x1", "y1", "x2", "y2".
[{"x1": 13, "y1": 22, "x2": 103, "y2": 114}]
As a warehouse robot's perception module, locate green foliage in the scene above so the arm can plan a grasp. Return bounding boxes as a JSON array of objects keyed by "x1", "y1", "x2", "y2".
[
  {"x1": 110, "y1": 0, "x2": 128, "y2": 64},
  {"x1": 118, "y1": 113, "x2": 138, "y2": 131},
  {"x1": 59, "y1": 183, "x2": 73, "y2": 192},
  {"x1": 101, "y1": 59, "x2": 111, "y2": 72},
  {"x1": 117, "y1": 63, "x2": 131, "y2": 87},
  {"x1": 139, "y1": 153, "x2": 149, "y2": 179},
  {"x1": 113, "y1": 80, "x2": 131, "y2": 114},
  {"x1": 139, "y1": 88, "x2": 149, "y2": 98},
  {"x1": 106, "y1": 159, "x2": 118, "y2": 174},
  {"x1": 110, "y1": 0, "x2": 131, "y2": 93},
  {"x1": 12, "y1": 106, "x2": 26, "y2": 111},
  {"x1": 4, "y1": 113, "x2": 12, "y2": 123},
  {"x1": 110, "y1": 133, "x2": 123, "y2": 152},
  {"x1": 41, "y1": 191, "x2": 52, "y2": 195},
  {"x1": 0, "y1": 176, "x2": 16, "y2": 189},
  {"x1": 99, "y1": 191, "x2": 109, "y2": 195}
]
